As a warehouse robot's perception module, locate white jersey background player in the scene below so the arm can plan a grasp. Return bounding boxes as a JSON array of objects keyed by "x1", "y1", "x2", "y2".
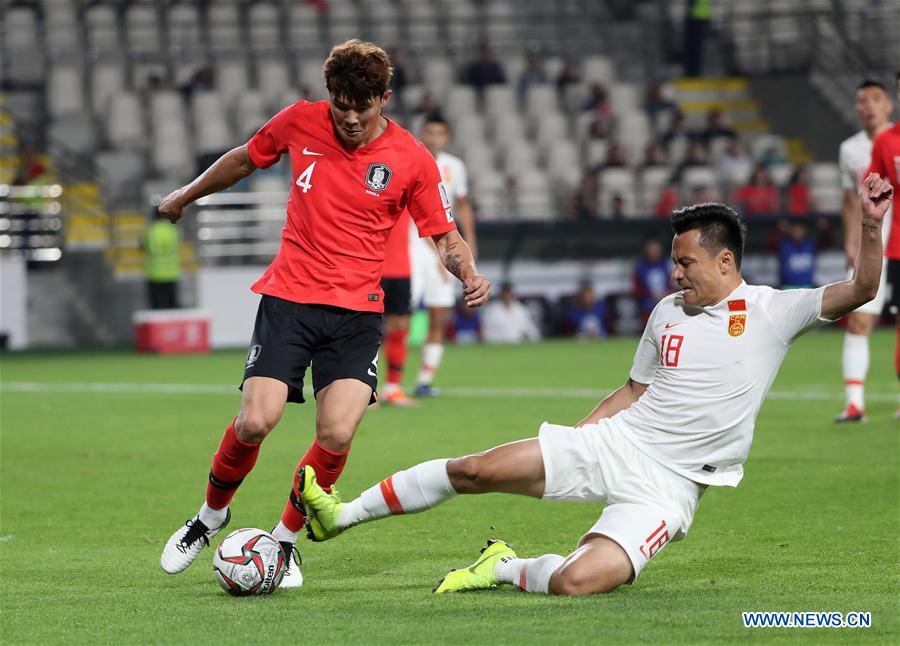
[
  {"x1": 836, "y1": 79, "x2": 894, "y2": 422},
  {"x1": 410, "y1": 111, "x2": 479, "y2": 397},
  {"x1": 294, "y1": 182, "x2": 892, "y2": 596}
]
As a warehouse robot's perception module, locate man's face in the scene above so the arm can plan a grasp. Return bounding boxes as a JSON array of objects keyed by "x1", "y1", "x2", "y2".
[
  {"x1": 329, "y1": 92, "x2": 390, "y2": 147},
  {"x1": 420, "y1": 122, "x2": 450, "y2": 155},
  {"x1": 670, "y1": 230, "x2": 731, "y2": 306},
  {"x1": 854, "y1": 86, "x2": 892, "y2": 132}
]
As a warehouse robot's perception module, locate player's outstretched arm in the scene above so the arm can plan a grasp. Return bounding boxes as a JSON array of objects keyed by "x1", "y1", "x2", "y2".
[
  {"x1": 158, "y1": 144, "x2": 258, "y2": 223},
  {"x1": 821, "y1": 172, "x2": 893, "y2": 320},
  {"x1": 575, "y1": 378, "x2": 648, "y2": 427},
  {"x1": 432, "y1": 229, "x2": 491, "y2": 307}
]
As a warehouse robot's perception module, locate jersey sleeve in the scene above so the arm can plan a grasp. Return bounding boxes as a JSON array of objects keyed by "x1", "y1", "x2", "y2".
[
  {"x1": 838, "y1": 142, "x2": 857, "y2": 190},
  {"x1": 866, "y1": 130, "x2": 889, "y2": 178},
  {"x1": 247, "y1": 103, "x2": 300, "y2": 169},
  {"x1": 409, "y1": 147, "x2": 458, "y2": 238},
  {"x1": 764, "y1": 286, "x2": 831, "y2": 344},
  {"x1": 629, "y1": 302, "x2": 661, "y2": 384}
]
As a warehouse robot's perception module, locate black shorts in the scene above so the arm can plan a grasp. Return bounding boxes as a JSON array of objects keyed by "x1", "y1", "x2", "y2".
[
  {"x1": 242, "y1": 296, "x2": 383, "y2": 404},
  {"x1": 381, "y1": 277, "x2": 412, "y2": 316},
  {"x1": 888, "y1": 259, "x2": 900, "y2": 311}
]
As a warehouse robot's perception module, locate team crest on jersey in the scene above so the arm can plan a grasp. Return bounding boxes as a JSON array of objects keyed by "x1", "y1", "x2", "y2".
[
  {"x1": 365, "y1": 163, "x2": 393, "y2": 192},
  {"x1": 728, "y1": 314, "x2": 746, "y2": 337}
]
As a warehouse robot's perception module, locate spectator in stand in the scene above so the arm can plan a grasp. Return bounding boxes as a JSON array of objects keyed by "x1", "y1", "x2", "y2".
[
  {"x1": 517, "y1": 53, "x2": 548, "y2": 99},
  {"x1": 777, "y1": 221, "x2": 817, "y2": 288},
  {"x1": 700, "y1": 109, "x2": 736, "y2": 145},
  {"x1": 633, "y1": 237, "x2": 673, "y2": 322},
  {"x1": 463, "y1": 42, "x2": 506, "y2": 93},
  {"x1": 602, "y1": 142, "x2": 628, "y2": 169},
  {"x1": 734, "y1": 165, "x2": 780, "y2": 215},
  {"x1": 587, "y1": 117, "x2": 611, "y2": 140},
  {"x1": 786, "y1": 165, "x2": 814, "y2": 216},
  {"x1": 452, "y1": 299, "x2": 481, "y2": 345},
  {"x1": 566, "y1": 280, "x2": 607, "y2": 339},
  {"x1": 716, "y1": 136, "x2": 754, "y2": 189},
  {"x1": 572, "y1": 169, "x2": 600, "y2": 220},
  {"x1": 661, "y1": 110, "x2": 691, "y2": 155},
  {"x1": 582, "y1": 83, "x2": 616, "y2": 133},
  {"x1": 759, "y1": 145, "x2": 787, "y2": 168},
  {"x1": 609, "y1": 193, "x2": 626, "y2": 219},
  {"x1": 388, "y1": 48, "x2": 409, "y2": 98},
  {"x1": 13, "y1": 146, "x2": 47, "y2": 185},
  {"x1": 645, "y1": 81, "x2": 678, "y2": 132},
  {"x1": 412, "y1": 90, "x2": 437, "y2": 116},
  {"x1": 555, "y1": 59, "x2": 581, "y2": 96},
  {"x1": 481, "y1": 282, "x2": 541, "y2": 344},
  {"x1": 642, "y1": 142, "x2": 667, "y2": 168},
  {"x1": 654, "y1": 182, "x2": 679, "y2": 217},
  {"x1": 671, "y1": 140, "x2": 706, "y2": 181}
]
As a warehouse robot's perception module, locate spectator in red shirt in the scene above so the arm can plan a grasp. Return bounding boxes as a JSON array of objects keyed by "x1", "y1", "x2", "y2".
[
  {"x1": 156, "y1": 40, "x2": 490, "y2": 586},
  {"x1": 734, "y1": 165, "x2": 779, "y2": 215},
  {"x1": 654, "y1": 182, "x2": 679, "y2": 217},
  {"x1": 786, "y1": 166, "x2": 814, "y2": 216}
]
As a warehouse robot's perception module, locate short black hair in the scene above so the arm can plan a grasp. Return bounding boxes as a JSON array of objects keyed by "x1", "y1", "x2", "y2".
[
  {"x1": 670, "y1": 203, "x2": 747, "y2": 269},
  {"x1": 858, "y1": 79, "x2": 887, "y2": 92},
  {"x1": 423, "y1": 110, "x2": 449, "y2": 127}
]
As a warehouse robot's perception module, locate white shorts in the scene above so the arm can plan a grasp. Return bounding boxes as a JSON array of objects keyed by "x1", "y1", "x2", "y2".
[
  {"x1": 538, "y1": 421, "x2": 704, "y2": 580},
  {"x1": 411, "y1": 237, "x2": 456, "y2": 308},
  {"x1": 849, "y1": 260, "x2": 889, "y2": 316}
]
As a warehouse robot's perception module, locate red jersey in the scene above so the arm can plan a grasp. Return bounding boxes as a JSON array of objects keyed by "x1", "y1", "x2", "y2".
[
  {"x1": 866, "y1": 122, "x2": 900, "y2": 259},
  {"x1": 246, "y1": 101, "x2": 456, "y2": 311},
  {"x1": 381, "y1": 210, "x2": 412, "y2": 278}
]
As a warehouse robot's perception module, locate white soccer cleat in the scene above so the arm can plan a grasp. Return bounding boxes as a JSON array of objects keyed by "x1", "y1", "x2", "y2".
[
  {"x1": 160, "y1": 509, "x2": 231, "y2": 574},
  {"x1": 278, "y1": 542, "x2": 304, "y2": 589}
]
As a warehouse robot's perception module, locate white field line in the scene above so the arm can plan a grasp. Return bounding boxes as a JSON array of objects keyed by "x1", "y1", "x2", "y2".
[{"x1": 0, "y1": 381, "x2": 895, "y2": 402}]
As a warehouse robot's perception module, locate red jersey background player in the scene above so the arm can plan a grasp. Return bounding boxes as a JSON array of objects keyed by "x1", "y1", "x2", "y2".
[
  {"x1": 380, "y1": 210, "x2": 416, "y2": 405},
  {"x1": 157, "y1": 41, "x2": 490, "y2": 587},
  {"x1": 865, "y1": 70, "x2": 900, "y2": 419}
]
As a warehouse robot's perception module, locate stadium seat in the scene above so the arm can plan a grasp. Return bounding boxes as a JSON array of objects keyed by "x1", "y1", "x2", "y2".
[
  {"x1": 257, "y1": 59, "x2": 291, "y2": 110},
  {"x1": 639, "y1": 167, "x2": 672, "y2": 214},
  {"x1": 328, "y1": 0, "x2": 361, "y2": 45},
  {"x1": 515, "y1": 170, "x2": 554, "y2": 221},
  {"x1": 247, "y1": 2, "x2": 281, "y2": 52},
  {"x1": 91, "y1": 63, "x2": 126, "y2": 118},
  {"x1": 501, "y1": 141, "x2": 539, "y2": 177},
  {"x1": 617, "y1": 113, "x2": 652, "y2": 163},
  {"x1": 484, "y1": 86, "x2": 517, "y2": 121},
  {"x1": 581, "y1": 55, "x2": 615, "y2": 85},
  {"x1": 681, "y1": 166, "x2": 720, "y2": 200},
  {"x1": 490, "y1": 113, "x2": 527, "y2": 146},
  {"x1": 215, "y1": 59, "x2": 250, "y2": 109},
  {"x1": 107, "y1": 93, "x2": 146, "y2": 150},
  {"x1": 583, "y1": 139, "x2": 609, "y2": 168},
  {"x1": 485, "y1": 0, "x2": 519, "y2": 45},
  {"x1": 126, "y1": 3, "x2": 162, "y2": 56},
  {"x1": 751, "y1": 134, "x2": 787, "y2": 163},
  {"x1": 298, "y1": 61, "x2": 328, "y2": 100},
  {"x1": 534, "y1": 112, "x2": 570, "y2": 155},
  {"x1": 546, "y1": 141, "x2": 582, "y2": 189},
  {"x1": 422, "y1": 58, "x2": 456, "y2": 102},
  {"x1": 364, "y1": 0, "x2": 401, "y2": 45},
  {"x1": 151, "y1": 91, "x2": 187, "y2": 130},
  {"x1": 609, "y1": 82, "x2": 641, "y2": 116},
  {"x1": 598, "y1": 168, "x2": 637, "y2": 200},
  {"x1": 808, "y1": 162, "x2": 840, "y2": 187},
  {"x1": 768, "y1": 164, "x2": 794, "y2": 187},
  {"x1": 47, "y1": 66, "x2": 86, "y2": 119},
  {"x1": 4, "y1": 6, "x2": 39, "y2": 52},
  {"x1": 287, "y1": 2, "x2": 323, "y2": 51},
  {"x1": 44, "y1": 0, "x2": 80, "y2": 56},
  {"x1": 168, "y1": 3, "x2": 202, "y2": 52},
  {"x1": 97, "y1": 150, "x2": 147, "y2": 209},
  {"x1": 406, "y1": 1, "x2": 441, "y2": 52},
  {"x1": 470, "y1": 170, "x2": 507, "y2": 220},
  {"x1": 192, "y1": 91, "x2": 232, "y2": 154},
  {"x1": 208, "y1": 1, "x2": 242, "y2": 54},
  {"x1": 444, "y1": 0, "x2": 478, "y2": 50},
  {"x1": 237, "y1": 92, "x2": 268, "y2": 138},
  {"x1": 453, "y1": 115, "x2": 487, "y2": 149},
  {"x1": 462, "y1": 143, "x2": 497, "y2": 178},
  {"x1": 525, "y1": 86, "x2": 559, "y2": 120},
  {"x1": 445, "y1": 86, "x2": 479, "y2": 123},
  {"x1": 49, "y1": 113, "x2": 99, "y2": 157},
  {"x1": 85, "y1": 4, "x2": 119, "y2": 53}
]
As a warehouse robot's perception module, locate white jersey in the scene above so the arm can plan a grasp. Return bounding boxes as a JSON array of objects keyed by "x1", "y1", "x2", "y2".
[
  {"x1": 839, "y1": 129, "x2": 892, "y2": 247},
  {"x1": 411, "y1": 152, "x2": 468, "y2": 243},
  {"x1": 609, "y1": 282, "x2": 830, "y2": 488}
]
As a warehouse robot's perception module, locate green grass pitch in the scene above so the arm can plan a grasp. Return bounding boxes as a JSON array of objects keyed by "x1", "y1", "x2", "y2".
[{"x1": 1, "y1": 330, "x2": 897, "y2": 644}]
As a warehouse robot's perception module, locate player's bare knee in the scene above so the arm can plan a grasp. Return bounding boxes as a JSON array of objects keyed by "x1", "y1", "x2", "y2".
[
  {"x1": 447, "y1": 455, "x2": 491, "y2": 493},
  {"x1": 846, "y1": 314, "x2": 872, "y2": 336},
  {"x1": 548, "y1": 566, "x2": 622, "y2": 596},
  {"x1": 315, "y1": 420, "x2": 355, "y2": 452},
  {"x1": 234, "y1": 410, "x2": 279, "y2": 443}
]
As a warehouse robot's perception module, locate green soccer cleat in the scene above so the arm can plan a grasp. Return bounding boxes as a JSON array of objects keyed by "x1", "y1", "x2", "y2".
[
  {"x1": 433, "y1": 539, "x2": 516, "y2": 594},
  {"x1": 296, "y1": 466, "x2": 344, "y2": 542}
]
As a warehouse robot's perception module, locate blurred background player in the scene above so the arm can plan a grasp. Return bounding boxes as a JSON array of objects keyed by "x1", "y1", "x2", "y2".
[
  {"x1": 411, "y1": 111, "x2": 479, "y2": 396},
  {"x1": 156, "y1": 41, "x2": 488, "y2": 587},
  {"x1": 835, "y1": 79, "x2": 894, "y2": 422},
  {"x1": 633, "y1": 237, "x2": 673, "y2": 324},
  {"x1": 864, "y1": 70, "x2": 900, "y2": 420},
  {"x1": 480, "y1": 282, "x2": 542, "y2": 344},
  {"x1": 380, "y1": 210, "x2": 416, "y2": 406}
]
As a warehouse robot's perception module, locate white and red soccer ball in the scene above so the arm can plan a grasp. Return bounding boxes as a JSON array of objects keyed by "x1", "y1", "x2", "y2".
[{"x1": 213, "y1": 528, "x2": 286, "y2": 596}]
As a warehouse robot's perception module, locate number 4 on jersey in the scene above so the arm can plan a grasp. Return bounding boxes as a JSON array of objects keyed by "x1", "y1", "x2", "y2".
[{"x1": 296, "y1": 161, "x2": 316, "y2": 193}]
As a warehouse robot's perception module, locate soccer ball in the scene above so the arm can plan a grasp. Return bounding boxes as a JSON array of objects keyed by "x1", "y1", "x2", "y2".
[{"x1": 213, "y1": 528, "x2": 286, "y2": 596}]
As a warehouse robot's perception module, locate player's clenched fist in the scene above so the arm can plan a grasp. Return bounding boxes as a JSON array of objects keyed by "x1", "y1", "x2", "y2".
[
  {"x1": 859, "y1": 172, "x2": 893, "y2": 222},
  {"x1": 463, "y1": 274, "x2": 491, "y2": 308},
  {"x1": 158, "y1": 187, "x2": 188, "y2": 223}
]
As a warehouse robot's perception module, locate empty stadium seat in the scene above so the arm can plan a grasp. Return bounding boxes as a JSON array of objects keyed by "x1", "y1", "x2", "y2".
[
  {"x1": 192, "y1": 91, "x2": 231, "y2": 154},
  {"x1": 168, "y1": 2, "x2": 202, "y2": 52},
  {"x1": 515, "y1": 170, "x2": 554, "y2": 220},
  {"x1": 445, "y1": 86, "x2": 479, "y2": 122},
  {"x1": 484, "y1": 86, "x2": 517, "y2": 120},
  {"x1": 216, "y1": 59, "x2": 250, "y2": 109},
  {"x1": 501, "y1": 141, "x2": 539, "y2": 177},
  {"x1": 85, "y1": 3, "x2": 119, "y2": 53},
  {"x1": 257, "y1": 59, "x2": 291, "y2": 109},
  {"x1": 581, "y1": 55, "x2": 615, "y2": 85},
  {"x1": 546, "y1": 142, "x2": 582, "y2": 189},
  {"x1": 126, "y1": 3, "x2": 162, "y2": 56},
  {"x1": 287, "y1": 2, "x2": 323, "y2": 51},
  {"x1": 47, "y1": 66, "x2": 86, "y2": 119},
  {"x1": 208, "y1": 1, "x2": 242, "y2": 53},
  {"x1": 237, "y1": 92, "x2": 267, "y2": 138},
  {"x1": 247, "y1": 2, "x2": 281, "y2": 51},
  {"x1": 681, "y1": 166, "x2": 720, "y2": 199},
  {"x1": 107, "y1": 92, "x2": 146, "y2": 150},
  {"x1": 328, "y1": 0, "x2": 361, "y2": 44},
  {"x1": 639, "y1": 167, "x2": 672, "y2": 214},
  {"x1": 525, "y1": 86, "x2": 559, "y2": 119},
  {"x1": 91, "y1": 62, "x2": 126, "y2": 117}
]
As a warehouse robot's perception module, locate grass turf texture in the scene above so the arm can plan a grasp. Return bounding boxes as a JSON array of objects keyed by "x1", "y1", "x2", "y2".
[{"x1": 1, "y1": 330, "x2": 897, "y2": 644}]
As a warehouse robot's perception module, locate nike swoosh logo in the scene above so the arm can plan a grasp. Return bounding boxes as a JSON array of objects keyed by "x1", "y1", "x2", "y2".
[
  {"x1": 664, "y1": 322, "x2": 683, "y2": 329},
  {"x1": 302, "y1": 147, "x2": 323, "y2": 156}
]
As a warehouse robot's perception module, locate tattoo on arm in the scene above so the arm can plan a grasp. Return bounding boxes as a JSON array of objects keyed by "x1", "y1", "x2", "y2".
[
  {"x1": 444, "y1": 254, "x2": 463, "y2": 279},
  {"x1": 861, "y1": 219, "x2": 880, "y2": 231}
]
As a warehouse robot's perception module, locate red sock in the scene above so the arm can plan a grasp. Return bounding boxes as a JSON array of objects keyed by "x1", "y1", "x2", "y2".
[
  {"x1": 385, "y1": 328, "x2": 408, "y2": 385},
  {"x1": 280, "y1": 439, "x2": 349, "y2": 532},
  {"x1": 205, "y1": 418, "x2": 261, "y2": 510}
]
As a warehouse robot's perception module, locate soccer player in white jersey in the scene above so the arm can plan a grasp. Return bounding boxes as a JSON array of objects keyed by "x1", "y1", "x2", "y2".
[
  {"x1": 292, "y1": 177, "x2": 891, "y2": 596},
  {"x1": 411, "y1": 111, "x2": 479, "y2": 397},
  {"x1": 835, "y1": 79, "x2": 894, "y2": 422}
]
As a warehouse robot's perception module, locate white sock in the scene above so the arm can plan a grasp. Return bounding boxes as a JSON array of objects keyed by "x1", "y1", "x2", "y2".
[
  {"x1": 494, "y1": 554, "x2": 566, "y2": 593},
  {"x1": 270, "y1": 522, "x2": 299, "y2": 544},
  {"x1": 337, "y1": 459, "x2": 456, "y2": 529},
  {"x1": 842, "y1": 333, "x2": 869, "y2": 409},
  {"x1": 417, "y1": 343, "x2": 445, "y2": 385},
  {"x1": 198, "y1": 502, "x2": 228, "y2": 529}
]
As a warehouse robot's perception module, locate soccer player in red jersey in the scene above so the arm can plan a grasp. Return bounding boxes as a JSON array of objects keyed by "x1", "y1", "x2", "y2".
[
  {"x1": 380, "y1": 210, "x2": 417, "y2": 406},
  {"x1": 865, "y1": 70, "x2": 900, "y2": 420},
  {"x1": 158, "y1": 41, "x2": 490, "y2": 587}
]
